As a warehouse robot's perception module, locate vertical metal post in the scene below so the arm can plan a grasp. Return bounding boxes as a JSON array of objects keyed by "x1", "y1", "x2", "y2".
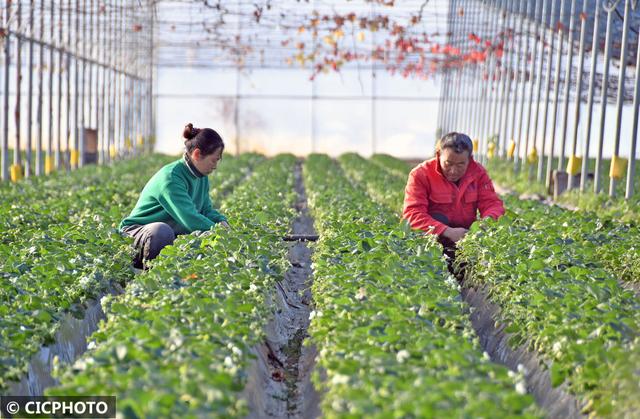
[
  {"x1": 108, "y1": 2, "x2": 115, "y2": 162},
  {"x1": 48, "y1": 0, "x2": 54, "y2": 173},
  {"x1": 35, "y1": 0, "x2": 44, "y2": 175},
  {"x1": 532, "y1": 0, "x2": 553, "y2": 179},
  {"x1": 508, "y1": 0, "x2": 527, "y2": 162},
  {"x1": 537, "y1": 0, "x2": 557, "y2": 181},
  {"x1": 568, "y1": 0, "x2": 589, "y2": 190},
  {"x1": 149, "y1": 1, "x2": 155, "y2": 151},
  {"x1": 625, "y1": 27, "x2": 640, "y2": 199},
  {"x1": 78, "y1": 0, "x2": 86, "y2": 166},
  {"x1": 97, "y1": 0, "x2": 104, "y2": 164},
  {"x1": 56, "y1": 0, "x2": 63, "y2": 169},
  {"x1": 580, "y1": 2, "x2": 601, "y2": 192},
  {"x1": 470, "y1": 0, "x2": 488, "y2": 143},
  {"x1": 513, "y1": 0, "x2": 528, "y2": 170},
  {"x1": 461, "y1": 1, "x2": 475, "y2": 137},
  {"x1": 491, "y1": 0, "x2": 508, "y2": 156},
  {"x1": 594, "y1": 5, "x2": 615, "y2": 194},
  {"x1": 370, "y1": 1, "x2": 376, "y2": 155},
  {"x1": 482, "y1": 0, "x2": 501, "y2": 162},
  {"x1": 26, "y1": 0, "x2": 35, "y2": 177},
  {"x1": 1, "y1": 0, "x2": 10, "y2": 181},
  {"x1": 88, "y1": 0, "x2": 93, "y2": 129},
  {"x1": 443, "y1": 0, "x2": 456, "y2": 134},
  {"x1": 73, "y1": 0, "x2": 80, "y2": 168},
  {"x1": 65, "y1": 0, "x2": 71, "y2": 169},
  {"x1": 545, "y1": 0, "x2": 567, "y2": 188},
  {"x1": 14, "y1": 1, "x2": 22, "y2": 176},
  {"x1": 118, "y1": 0, "x2": 124, "y2": 157},
  {"x1": 558, "y1": 0, "x2": 577, "y2": 173},
  {"x1": 609, "y1": 0, "x2": 630, "y2": 197},
  {"x1": 499, "y1": 0, "x2": 516, "y2": 158},
  {"x1": 523, "y1": 0, "x2": 543, "y2": 173}
]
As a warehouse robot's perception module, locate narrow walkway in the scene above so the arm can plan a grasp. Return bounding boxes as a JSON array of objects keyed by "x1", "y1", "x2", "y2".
[{"x1": 246, "y1": 161, "x2": 319, "y2": 418}]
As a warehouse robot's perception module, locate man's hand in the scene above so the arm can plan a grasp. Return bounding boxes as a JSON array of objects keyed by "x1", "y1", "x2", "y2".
[
  {"x1": 442, "y1": 227, "x2": 468, "y2": 243},
  {"x1": 219, "y1": 221, "x2": 231, "y2": 229}
]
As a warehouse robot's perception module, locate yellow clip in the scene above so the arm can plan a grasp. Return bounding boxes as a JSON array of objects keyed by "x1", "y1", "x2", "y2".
[
  {"x1": 10, "y1": 164, "x2": 23, "y2": 183},
  {"x1": 70, "y1": 150, "x2": 79, "y2": 167},
  {"x1": 507, "y1": 140, "x2": 516, "y2": 158},
  {"x1": 124, "y1": 137, "x2": 132, "y2": 150},
  {"x1": 609, "y1": 155, "x2": 628, "y2": 180},
  {"x1": 472, "y1": 139, "x2": 479, "y2": 153},
  {"x1": 45, "y1": 155, "x2": 55, "y2": 175},
  {"x1": 566, "y1": 155, "x2": 583, "y2": 176},
  {"x1": 527, "y1": 147, "x2": 538, "y2": 164},
  {"x1": 357, "y1": 31, "x2": 366, "y2": 42},
  {"x1": 109, "y1": 145, "x2": 117, "y2": 159},
  {"x1": 487, "y1": 141, "x2": 497, "y2": 158},
  {"x1": 323, "y1": 35, "x2": 336, "y2": 46},
  {"x1": 137, "y1": 135, "x2": 144, "y2": 147}
]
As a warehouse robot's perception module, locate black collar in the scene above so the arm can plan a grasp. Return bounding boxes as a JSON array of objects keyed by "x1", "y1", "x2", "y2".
[{"x1": 183, "y1": 153, "x2": 205, "y2": 178}]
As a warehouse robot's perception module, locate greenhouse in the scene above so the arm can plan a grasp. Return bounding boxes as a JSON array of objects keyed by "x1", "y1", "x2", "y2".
[{"x1": 0, "y1": 0, "x2": 639, "y2": 418}]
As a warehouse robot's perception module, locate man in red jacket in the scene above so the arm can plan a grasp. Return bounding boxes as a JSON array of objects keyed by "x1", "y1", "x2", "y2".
[{"x1": 403, "y1": 132, "x2": 505, "y2": 250}]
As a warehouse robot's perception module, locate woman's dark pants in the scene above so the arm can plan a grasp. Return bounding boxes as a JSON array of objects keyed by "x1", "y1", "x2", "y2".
[{"x1": 122, "y1": 222, "x2": 176, "y2": 269}]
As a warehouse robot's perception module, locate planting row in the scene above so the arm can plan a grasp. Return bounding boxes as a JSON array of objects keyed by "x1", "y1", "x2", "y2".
[
  {"x1": 345, "y1": 154, "x2": 640, "y2": 416},
  {"x1": 363, "y1": 154, "x2": 639, "y2": 285},
  {"x1": 47, "y1": 155, "x2": 298, "y2": 417},
  {"x1": 304, "y1": 154, "x2": 538, "y2": 417},
  {"x1": 484, "y1": 157, "x2": 640, "y2": 224},
  {"x1": 0, "y1": 156, "x2": 172, "y2": 391},
  {"x1": 0, "y1": 153, "x2": 255, "y2": 392},
  {"x1": 456, "y1": 212, "x2": 640, "y2": 416}
]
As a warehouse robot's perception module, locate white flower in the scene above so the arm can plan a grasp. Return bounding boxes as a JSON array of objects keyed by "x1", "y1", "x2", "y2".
[
  {"x1": 517, "y1": 364, "x2": 527, "y2": 374},
  {"x1": 552, "y1": 341, "x2": 562, "y2": 353},
  {"x1": 224, "y1": 356, "x2": 234, "y2": 368},
  {"x1": 396, "y1": 350, "x2": 410, "y2": 363},
  {"x1": 330, "y1": 374, "x2": 350, "y2": 385},
  {"x1": 515, "y1": 381, "x2": 527, "y2": 395},
  {"x1": 309, "y1": 310, "x2": 323, "y2": 320},
  {"x1": 483, "y1": 351, "x2": 491, "y2": 361},
  {"x1": 249, "y1": 284, "x2": 258, "y2": 292}
]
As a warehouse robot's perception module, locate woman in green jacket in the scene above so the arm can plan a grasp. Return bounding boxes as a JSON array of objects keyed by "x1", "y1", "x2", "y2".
[{"x1": 120, "y1": 123, "x2": 230, "y2": 268}]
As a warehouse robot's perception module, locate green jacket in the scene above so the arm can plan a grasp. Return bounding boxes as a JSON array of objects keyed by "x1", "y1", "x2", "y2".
[{"x1": 119, "y1": 156, "x2": 227, "y2": 234}]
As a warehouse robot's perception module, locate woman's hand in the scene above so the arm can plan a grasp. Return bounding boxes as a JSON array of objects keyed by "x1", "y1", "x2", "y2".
[{"x1": 219, "y1": 220, "x2": 231, "y2": 229}]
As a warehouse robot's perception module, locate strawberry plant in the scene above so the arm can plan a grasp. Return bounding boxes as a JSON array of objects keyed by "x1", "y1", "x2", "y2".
[
  {"x1": 47, "y1": 155, "x2": 297, "y2": 417},
  {"x1": 305, "y1": 154, "x2": 538, "y2": 417},
  {"x1": 456, "y1": 212, "x2": 640, "y2": 416}
]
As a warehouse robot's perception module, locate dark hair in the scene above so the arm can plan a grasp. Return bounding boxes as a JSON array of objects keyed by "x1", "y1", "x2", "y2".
[
  {"x1": 183, "y1": 123, "x2": 225, "y2": 156},
  {"x1": 437, "y1": 132, "x2": 473, "y2": 155}
]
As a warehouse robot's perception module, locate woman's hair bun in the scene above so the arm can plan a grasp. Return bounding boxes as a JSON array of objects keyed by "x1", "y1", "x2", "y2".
[{"x1": 183, "y1": 123, "x2": 200, "y2": 141}]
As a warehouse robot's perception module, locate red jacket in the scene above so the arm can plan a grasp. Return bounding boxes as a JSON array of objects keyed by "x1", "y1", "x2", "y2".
[{"x1": 402, "y1": 154, "x2": 505, "y2": 236}]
